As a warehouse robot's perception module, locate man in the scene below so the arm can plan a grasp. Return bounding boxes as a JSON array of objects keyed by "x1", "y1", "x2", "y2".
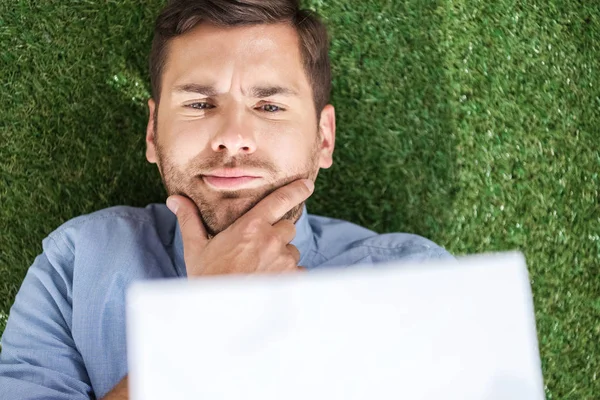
[{"x1": 0, "y1": 0, "x2": 452, "y2": 398}]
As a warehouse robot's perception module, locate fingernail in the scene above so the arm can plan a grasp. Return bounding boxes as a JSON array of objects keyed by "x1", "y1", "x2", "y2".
[
  {"x1": 303, "y1": 179, "x2": 314, "y2": 191},
  {"x1": 166, "y1": 197, "x2": 179, "y2": 214}
]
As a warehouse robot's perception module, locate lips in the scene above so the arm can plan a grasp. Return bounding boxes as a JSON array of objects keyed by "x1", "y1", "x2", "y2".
[
  {"x1": 202, "y1": 175, "x2": 261, "y2": 189},
  {"x1": 201, "y1": 169, "x2": 263, "y2": 190}
]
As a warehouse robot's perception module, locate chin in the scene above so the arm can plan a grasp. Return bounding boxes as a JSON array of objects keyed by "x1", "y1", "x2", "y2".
[
  {"x1": 183, "y1": 175, "x2": 309, "y2": 236},
  {"x1": 199, "y1": 197, "x2": 304, "y2": 237},
  {"x1": 197, "y1": 196, "x2": 260, "y2": 236}
]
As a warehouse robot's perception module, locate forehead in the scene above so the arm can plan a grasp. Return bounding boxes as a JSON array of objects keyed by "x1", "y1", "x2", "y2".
[{"x1": 162, "y1": 22, "x2": 310, "y2": 94}]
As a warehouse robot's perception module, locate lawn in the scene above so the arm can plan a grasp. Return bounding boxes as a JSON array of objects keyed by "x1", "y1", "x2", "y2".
[{"x1": 1, "y1": 0, "x2": 598, "y2": 398}]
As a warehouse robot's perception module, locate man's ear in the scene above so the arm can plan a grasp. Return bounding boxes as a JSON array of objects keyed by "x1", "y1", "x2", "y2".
[
  {"x1": 317, "y1": 104, "x2": 336, "y2": 169},
  {"x1": 146, "y1": 98, "x2": 158, "y2": 164}
]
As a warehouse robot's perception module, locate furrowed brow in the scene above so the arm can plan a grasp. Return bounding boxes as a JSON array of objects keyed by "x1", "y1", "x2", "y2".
[
  {"x1": 172, "y1": 84, "x2": 299, "y2": 98},
  {"x1": 173, "y1": 83, "x2": 219, "y2": 97},
  {"x1": 247, "y1": 86, "x2": 298, "y2": 98}
]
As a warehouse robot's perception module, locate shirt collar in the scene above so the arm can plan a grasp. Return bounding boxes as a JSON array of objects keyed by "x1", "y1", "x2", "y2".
[{"x1": 172, "y1": 205, "x2": 314, "y2": 277}]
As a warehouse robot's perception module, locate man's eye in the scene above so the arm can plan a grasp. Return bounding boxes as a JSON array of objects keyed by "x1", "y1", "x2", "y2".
[
  {"x1": 259, "y1": 104, "x2": 283, "y2": 112},
  {"x1": 188, "y1": 102, "x2": 214, "y2": 110}
]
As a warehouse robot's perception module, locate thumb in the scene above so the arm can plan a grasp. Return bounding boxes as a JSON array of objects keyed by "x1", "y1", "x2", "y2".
[{"x1": 166, "y1": 195, "x2": 209, "y2": 250}]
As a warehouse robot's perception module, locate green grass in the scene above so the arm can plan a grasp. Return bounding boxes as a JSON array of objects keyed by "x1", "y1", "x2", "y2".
[{"x1": 1, "y1": 0, "x2": 598, "y2": 397}]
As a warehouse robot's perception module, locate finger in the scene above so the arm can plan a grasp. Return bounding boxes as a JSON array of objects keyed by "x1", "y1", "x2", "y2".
[
  {"x1": 272, "y1": 219, "x2": 296, "y2": 244},
  {"x1": 278, "y1": 265, "x2": 306, "y2": 274},
  {"x1": 286, "y1": 244, "x2": 301, "y2": 265},
  {"x1": 166, "y1": 195, "x2": 209, "y2": 254},
  {"x1": 246, "y1": 179, "x2": 314, "y2": 225}
]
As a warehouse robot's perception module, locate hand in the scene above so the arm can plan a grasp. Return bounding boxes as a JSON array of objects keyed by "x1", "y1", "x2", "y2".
[{"x1": 166, "y1": 179, "x2": 314, "y2": 277}]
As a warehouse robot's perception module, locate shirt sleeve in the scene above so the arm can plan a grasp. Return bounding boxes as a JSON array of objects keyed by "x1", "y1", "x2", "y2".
[{"x1": 0, "y1": 235, "x2": 94, "y2": 399}]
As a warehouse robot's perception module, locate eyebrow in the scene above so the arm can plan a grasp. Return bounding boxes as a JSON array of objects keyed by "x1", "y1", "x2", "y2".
[
  {"x1": 172, "y1": 83, "x2": 298, "y2": 98},
  {"x1": 246, "y1": 86, "x2": 298, "y2": 98},
  {"x1": 173, "y1": 83, "x2": 219, "y2": 97}
]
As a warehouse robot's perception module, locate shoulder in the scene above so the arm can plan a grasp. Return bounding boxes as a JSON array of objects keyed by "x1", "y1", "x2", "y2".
[
  {"x1": 307, "y1": 214, "x2": 377, "y2": 256},
  {"x1": 355, "y1": 232, "x2": 454, "y2": 263},
  {"x1": 43, "y1": 204, "x2": 174, "y2": 255},
  {"x1": 306, "y1": 213, "x2": 453, "y2": 267}
]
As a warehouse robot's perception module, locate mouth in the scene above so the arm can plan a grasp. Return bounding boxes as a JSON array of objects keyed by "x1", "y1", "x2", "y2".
[
  {"x1": 202, "y1": 175, "x2": 263, "y2": 190},
  {"x1": 200, "y1": 168, "x2": 265, "y2": 190}
]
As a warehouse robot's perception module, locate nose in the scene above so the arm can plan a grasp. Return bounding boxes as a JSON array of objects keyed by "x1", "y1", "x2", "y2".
[{"x1": 210, "y1": 112, "x2": 257, "y2": 156}]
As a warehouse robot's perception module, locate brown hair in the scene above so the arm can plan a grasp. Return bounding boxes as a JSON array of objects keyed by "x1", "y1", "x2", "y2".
[{"x1": 149, "y1": 0, "x2": 331, "y2": 114}]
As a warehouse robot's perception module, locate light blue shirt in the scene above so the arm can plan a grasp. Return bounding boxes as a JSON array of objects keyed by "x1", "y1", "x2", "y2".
[{"x1": 0, "y1": 204, "x2": 452, "y2": 399}]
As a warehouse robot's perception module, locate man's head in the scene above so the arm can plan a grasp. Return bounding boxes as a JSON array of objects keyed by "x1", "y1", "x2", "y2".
[{"x1": 145, "y1": 0, "x2": 336, "y2": 236}]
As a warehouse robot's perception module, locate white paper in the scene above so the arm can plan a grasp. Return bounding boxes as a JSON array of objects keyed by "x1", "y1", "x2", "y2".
[{"x1": 127, "y1": 252, "x2": 545, "y2": 400}]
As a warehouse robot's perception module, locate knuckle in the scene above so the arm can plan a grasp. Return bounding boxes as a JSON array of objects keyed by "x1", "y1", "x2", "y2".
[
  {"x1": 287, "y1": 243, "x2": 298, "y2": 252},
  {"x1": 282, "y1": 219, "x2": 296, "y2": 231},
  {"x1": 288, "y1": 243, "x2": 299, "y2": 250},
  {"x1": 284, "y1": 254, "x2": 298, "y2": 268},
  {"x1": 287, "y1": 244, "x2": 300, "y2": 259},
  {"x1": 243, "y1": 217, "x2": 263, "y2": 234},
  {"x1": 280, "y1": 220, "x2": 296, "y2": 237},
  {"x1": 266, "y1": 232, "x2": 282, "y2": 247}
]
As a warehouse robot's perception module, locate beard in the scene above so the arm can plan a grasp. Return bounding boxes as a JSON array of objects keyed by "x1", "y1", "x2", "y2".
[{"x1": 154, "y1": 127, "x2": 320, "y2": 237}]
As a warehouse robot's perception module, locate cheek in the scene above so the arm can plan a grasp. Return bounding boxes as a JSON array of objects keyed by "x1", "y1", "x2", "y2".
[
  {"x1": 262, "y1": 125, "x2": 317, "y2": 171},
  {"x1": 162, "y1": 121, "x2": 212, "y2": 166}
]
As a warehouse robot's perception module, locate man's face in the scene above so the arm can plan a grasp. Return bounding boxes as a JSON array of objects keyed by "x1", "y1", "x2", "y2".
[{"x1": 145, "y1": 22, "x2": 335, "y2": 236}]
